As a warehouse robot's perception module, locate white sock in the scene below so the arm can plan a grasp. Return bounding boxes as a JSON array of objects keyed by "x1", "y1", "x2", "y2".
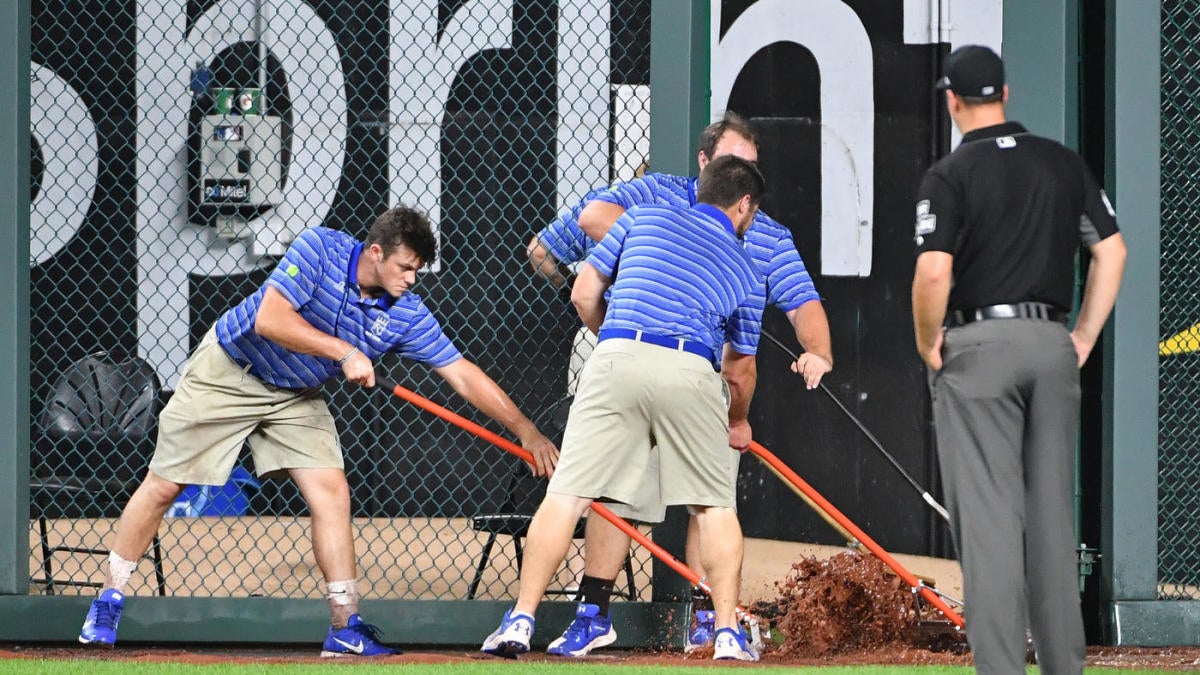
[
  {"x1": 326, "y1": 579, "x2": 359, "y2": 627},
  {"x1": 106, "y1": 551, "x2": 138, "y2": 593}
]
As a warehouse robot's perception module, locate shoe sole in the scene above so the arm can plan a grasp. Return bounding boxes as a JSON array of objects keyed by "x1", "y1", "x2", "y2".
[
  {"x1": 78, "y1": 636, "x2": 115, "y2": 647},
  {"x1": 548, "y1": 630, "x2": 617, "y2": 657},
  {"x1": 319, "y1": 650, "x2": 398, "y2": 658},
  {"x1": 482, "y1": 641, "x2": 529, "y2": 659},
  {"x1": 714, "y1": 647, "x2": 759, "y2": 661}
]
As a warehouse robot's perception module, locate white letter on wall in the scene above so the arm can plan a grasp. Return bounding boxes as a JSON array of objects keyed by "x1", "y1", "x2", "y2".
[
  {"x1": 711, "y1": 0, "x2": 875, "y2": 277},
  {"x1": 390, "y1": 0, "x2": 514, "y2": 270},
  {"x1": 30, "y1": 62, "x2": 98, "y2": 266},
  {"x1": 557, "y1": 0, "x2": 611, "y2": 208}
]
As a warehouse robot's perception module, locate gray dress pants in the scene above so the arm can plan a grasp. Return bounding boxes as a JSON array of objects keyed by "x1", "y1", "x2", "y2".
[{"x1": 931, "y1": 318, "x2": 1085, "y2": 675}]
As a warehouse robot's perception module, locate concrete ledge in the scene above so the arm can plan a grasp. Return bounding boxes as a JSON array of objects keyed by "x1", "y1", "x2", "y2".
[
  {"x1": 1112, "y1": 600, "x2": 1200, "y2": 645},
  {"x1": 0, "y1": 596, "x2": 688, "y2": 648}
]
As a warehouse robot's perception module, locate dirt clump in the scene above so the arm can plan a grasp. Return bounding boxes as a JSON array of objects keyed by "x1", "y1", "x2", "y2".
[{"x1": 752, "y1": 550, "x2": 934, "y2": 658}]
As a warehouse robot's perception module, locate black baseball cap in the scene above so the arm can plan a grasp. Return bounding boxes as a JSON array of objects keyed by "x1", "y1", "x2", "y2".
[{"x1": 935, "y1": 45, "x2": 1005, "y2": 99}]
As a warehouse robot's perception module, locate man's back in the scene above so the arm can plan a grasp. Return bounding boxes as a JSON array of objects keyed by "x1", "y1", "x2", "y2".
[
  {"x1": 918, "y1": 122, "x2": 1117, "y2": 310},
  {"x1": 588, "y1": 203, "x2": 764, "y2": 358}
]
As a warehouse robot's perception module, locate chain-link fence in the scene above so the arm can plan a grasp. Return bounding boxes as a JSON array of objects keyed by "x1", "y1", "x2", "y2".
[
  {"x1": 27, "y1": 0, "x2": 652, "y2": 602},
  {"x1": 1158, "y1": 0, "x2": 1200, "y2": 601}
]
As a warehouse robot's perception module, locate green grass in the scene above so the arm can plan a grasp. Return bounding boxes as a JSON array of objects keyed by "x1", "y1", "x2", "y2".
[
  {"x1": 0, "y1": 662, "x2": 1177, "y2": 675},
  {"x1": 0, "y1": 663, "x2": 967, "y2": 674}
]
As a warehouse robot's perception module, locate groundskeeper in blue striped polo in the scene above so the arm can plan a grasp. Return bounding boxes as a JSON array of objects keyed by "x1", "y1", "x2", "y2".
[
  {"x1": 216, "y1": 226, "x2": 461, "y2": 389},
  {"x1": 594, "y1": 173, "x2": 819, "y2": 313},
  {"x1": 586, "y1": 202, "x2": 765, "y2": 365}
]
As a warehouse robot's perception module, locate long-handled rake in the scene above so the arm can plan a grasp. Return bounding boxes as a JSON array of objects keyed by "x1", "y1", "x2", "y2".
[
  {"x1": 761, "y1": 329, "x2": 951, "y2": 525},
  {"x1": 377, "y1": 378, "x2": 769, "y2": 647}
]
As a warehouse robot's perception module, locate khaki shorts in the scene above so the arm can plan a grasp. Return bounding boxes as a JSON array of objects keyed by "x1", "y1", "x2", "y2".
[
  {"x1": 547, "y1": 338, "x2": 739, "y2": 510},
  {"x1": 148, "y1": 329, "x2": 342, "y2": 485}
]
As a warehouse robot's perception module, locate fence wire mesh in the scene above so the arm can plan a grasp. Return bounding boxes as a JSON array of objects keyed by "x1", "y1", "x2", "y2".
[
  {"x1": 27, "y1": 0, "x2": 652, "y2": 601},
  {"x1": 1159, "y1": 0, "x2": 1200, "y2": 601}
]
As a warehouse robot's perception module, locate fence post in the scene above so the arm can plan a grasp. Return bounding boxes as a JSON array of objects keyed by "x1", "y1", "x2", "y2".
[
  {"x1": 1105, "y1": 0, "x2": 1161, "y2": 639},
  {"x1": 0, "y1": 0, "x2": 32, "y2": 596},
  {"x1": 647, "y1": 0, "x2": 709, "y2": 604}
]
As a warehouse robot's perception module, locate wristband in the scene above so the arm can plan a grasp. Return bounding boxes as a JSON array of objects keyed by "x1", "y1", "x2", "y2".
[{"x1": 336, "y1": 346, "x2": 359, "y2": 366}]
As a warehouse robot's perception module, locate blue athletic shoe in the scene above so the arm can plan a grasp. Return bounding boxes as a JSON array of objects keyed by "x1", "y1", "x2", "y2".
[
  {"x1": 684, "y1": 609, "x2": 715, "y2": 653},
  {"x1": 546, "y1": 603, "x2": 617, "y2": 657},
  {"x1": 713, "y1": 625, "x2": 760, "y2": 661},
  {"x1": 481, "y1": 608, "x2": 534, "y2": 658},
  {"x1": 320, "y1": 614, "x2": 399, "y2": 657},
  {"x1": 79, "y1": 588, "x2": 125, "y2": 646}
]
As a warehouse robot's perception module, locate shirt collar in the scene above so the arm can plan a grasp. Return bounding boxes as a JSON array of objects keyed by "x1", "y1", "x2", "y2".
[
  {"x1": 960, "y1": 121, "x2": 1028, "y2": 145},
  {"x1": 693, "y1": 203, "x2": 737, "y2": 238},
  {"x1": 346, "y1": 242, "x2": 396, "y2": 311}
]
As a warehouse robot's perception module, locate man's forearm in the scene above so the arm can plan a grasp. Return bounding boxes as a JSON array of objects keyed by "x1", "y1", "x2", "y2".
[
  {"x1": 722, "y1": 349, "x2": 757, "y2": 423},
  {"x1": 574, "y1": 299, "x2": 605, "y2": 335},
  {"x1": 1074, "y1": 234, "x2": 1127, "y2": 346},
  {"x1": 439, "y1": 359, "x2": 537, "y2": 438},
  {"x1": 570, "y1": 263, "x2": 611, "y2": 334},
  {"x1": 527, "y1": 237, "x2": 570, "y2": 290},
  {"x1": 787, "y1": 301, "x2": 833, "y2": 364},
  {"x1": 912, "y1": 252, "x2": 953, "y2": 353}
]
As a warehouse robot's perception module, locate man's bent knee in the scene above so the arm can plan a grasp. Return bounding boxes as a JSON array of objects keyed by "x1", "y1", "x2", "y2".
[
  {"x1": 542, "y1": 492, "x2": 593, "y2": 520},
  {"x1": 138, "y1": 471, "x2": 186, "y2": 506}
]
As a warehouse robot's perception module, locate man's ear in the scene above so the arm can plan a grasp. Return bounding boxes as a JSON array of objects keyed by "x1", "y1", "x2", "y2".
[{"x1": 945, "y1": 90, "x2": 960, "y2": 115}]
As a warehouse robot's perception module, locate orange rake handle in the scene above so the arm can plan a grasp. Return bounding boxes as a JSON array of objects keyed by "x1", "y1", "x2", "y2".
[
  {"x1": 380, "y1": 380, "x2": 722, "y2": 599},
  {"x1": 749, "y1": 440, "x2": 965, "y2": 629}
]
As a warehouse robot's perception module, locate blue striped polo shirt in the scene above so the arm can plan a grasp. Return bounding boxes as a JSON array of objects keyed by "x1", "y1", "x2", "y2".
[
  {"x1": 594, "y1": 173, "x2": 820, "y2": 312},
  {"x1": 536, "y1": 187, "x2": 606, "y2": 264},
  {"x1": 587, "y1": 203, "x2": 765, "y2": 359},
  {"x1": 215, "y1": 226, "x2": 462, "y2": 389}
]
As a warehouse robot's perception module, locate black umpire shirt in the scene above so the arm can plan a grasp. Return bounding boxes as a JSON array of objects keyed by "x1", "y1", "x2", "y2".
[{"x1": 914, "y1": 121, "x2": 1120, "y2": 312}]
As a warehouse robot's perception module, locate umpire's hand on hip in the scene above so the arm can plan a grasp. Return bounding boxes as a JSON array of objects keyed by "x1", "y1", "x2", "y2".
[{"x1": 920, "y1": 330, "x2": 945, "y2": 372}]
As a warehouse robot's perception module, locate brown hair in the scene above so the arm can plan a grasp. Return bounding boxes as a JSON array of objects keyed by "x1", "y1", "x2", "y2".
[
  {"x1": 366, "y1": 205, "x2": 437, "y2": 264},
  {"x1": 698, "y1": 111, "x2": 758, "y2": 161},
  {"x1": 696, "y1": 155, "x2": 765, "y2": 209}
]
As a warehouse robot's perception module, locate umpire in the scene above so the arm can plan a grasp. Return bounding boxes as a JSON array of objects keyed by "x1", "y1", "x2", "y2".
[{"x1": 911, "y1": 46, "x2": 1126, "y2": 675}]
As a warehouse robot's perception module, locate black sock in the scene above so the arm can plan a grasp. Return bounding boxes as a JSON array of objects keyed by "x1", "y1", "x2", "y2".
[
  {"x1": 579, "y1": 574, "x2": 617, "y2": 616},
  {"x1": 691, "y1": 585, "x2": 714, "y2": 614}
]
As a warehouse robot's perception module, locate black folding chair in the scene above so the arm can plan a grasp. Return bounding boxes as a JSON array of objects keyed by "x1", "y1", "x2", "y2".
[
  {"x1": 466, "y1": 394, "x2": 636, "y2": 600},
  {"x1": 30, "y1": 351, "x2": 168, "y2": 595}
]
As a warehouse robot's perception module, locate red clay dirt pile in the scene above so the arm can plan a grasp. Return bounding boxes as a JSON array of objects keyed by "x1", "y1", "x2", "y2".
[{"x1": 752, "y1": 550, "x2": 954, "y2": 658}]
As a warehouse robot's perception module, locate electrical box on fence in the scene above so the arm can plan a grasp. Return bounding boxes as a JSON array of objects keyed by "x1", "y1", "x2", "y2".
[
  {"x1": 198, "y1": 113, "x2": 283, "y2": 240},
  {"x1": 195, "y1": 88, "x2": 284, "y2": 243}
]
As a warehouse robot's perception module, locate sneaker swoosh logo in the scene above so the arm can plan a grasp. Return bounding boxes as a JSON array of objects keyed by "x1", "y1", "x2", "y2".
[{"x1": 332, "y1": 637, "x2": 365, "y2": 654}]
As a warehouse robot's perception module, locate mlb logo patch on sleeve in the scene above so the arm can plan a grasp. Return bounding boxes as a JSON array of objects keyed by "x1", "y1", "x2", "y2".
[{"x1": 914, "y1": 200, "x2": 936, "y2": 245}]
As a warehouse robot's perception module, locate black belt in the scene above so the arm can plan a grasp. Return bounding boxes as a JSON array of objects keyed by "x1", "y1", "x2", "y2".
[
  {"x1": 946, "y1": 302, "x2": 1068, "y2": 329},
  {"x1": 597, "y1": 328, "x2": 716, "y2": 365}
]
